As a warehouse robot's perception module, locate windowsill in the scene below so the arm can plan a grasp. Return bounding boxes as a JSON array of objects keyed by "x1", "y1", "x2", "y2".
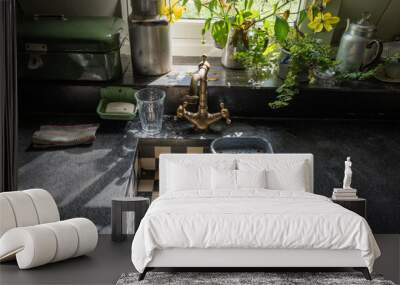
[
  {"x1": 19, "y1": 55, "x2": 400, "y2": 119},
  {"x1": 121, "y1": 56, "x2": 400, "y2": 95},
  {"x1": 20, "y1": 55, "x2": 400, "y2": 94}
]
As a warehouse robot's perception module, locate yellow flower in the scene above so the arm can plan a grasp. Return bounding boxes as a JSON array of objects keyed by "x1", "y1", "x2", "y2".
[
  {"x1": 161, "y1": 0, "x2": 185, "y2": 23},
  {"x1": 308, "y1": 12, "x2": 340, "y2": 33}
]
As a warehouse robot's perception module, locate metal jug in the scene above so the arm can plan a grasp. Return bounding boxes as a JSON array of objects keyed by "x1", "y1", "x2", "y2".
[
  {"x1": 129, "y1": 19, "x2": 172, "y2": 76},
  {"x1": 131, "y1": 0, "x2": 162, "y2": 20},
  {"x1": 336, "y1": 12, "x2": 383, "y2": 72}
]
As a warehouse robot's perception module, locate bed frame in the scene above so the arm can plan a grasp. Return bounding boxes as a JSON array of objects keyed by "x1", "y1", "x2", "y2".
[
  {"x1": 139, "y1": 248, "x2": 371, "y2": 280},
  {"x1": 137, "y1": 154, "x2": 372, "y2": 281}
]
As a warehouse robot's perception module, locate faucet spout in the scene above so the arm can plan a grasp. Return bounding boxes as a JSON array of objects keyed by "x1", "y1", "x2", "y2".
[{"x1": 176, "y1": 55, "x2": 231, "y2": 131}]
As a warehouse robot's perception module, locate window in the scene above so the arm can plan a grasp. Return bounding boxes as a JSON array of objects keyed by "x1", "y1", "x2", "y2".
[{"x1": 171, "y1": 0, "x2": 304, "y2": 56}]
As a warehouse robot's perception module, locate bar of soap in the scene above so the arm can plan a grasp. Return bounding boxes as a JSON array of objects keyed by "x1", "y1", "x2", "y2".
[{"x1": 105, "y1": 102, "x2": 135, "y2": 114}]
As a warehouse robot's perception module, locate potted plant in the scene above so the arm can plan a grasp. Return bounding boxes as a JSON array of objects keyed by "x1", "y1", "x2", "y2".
[
  {"x1": 160, "y1": 0, "x2": 341, "y2": 108},
  {"x1": 161, "y1": 0, "x2": 297, "y2": 69},
  {"x1": 192, "y1": 0, "x2": 297, "y2": 69},
  {"x1": 270, "y1": 35, "x2": 337, "y2": 108},
  {"x1": 269, "y1": 0, "x2": 340, "y2": 108},
  {"x1": 234, "y1": 25, "x2": 280, "y2": 87}
]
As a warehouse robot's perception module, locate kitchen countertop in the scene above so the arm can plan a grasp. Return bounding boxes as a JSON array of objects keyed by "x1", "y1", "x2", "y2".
[
  {"x1": 18, "y1": 118, "x2": 137, "y2": 233},
  {"x1": 18, "y1": 115, "x2": 400, "y2": 234}
]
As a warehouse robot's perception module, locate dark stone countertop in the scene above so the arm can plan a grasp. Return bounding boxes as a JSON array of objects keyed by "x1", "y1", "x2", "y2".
[
  {"x1": 18, "y1": 115, "x2": 400, "y2": 234},
  {"x1": 18, "y1": 118, "x2": 137, "y2": 233},
  {"x1": 19, "y1": 56, "x2": 400, "y2": 119}
]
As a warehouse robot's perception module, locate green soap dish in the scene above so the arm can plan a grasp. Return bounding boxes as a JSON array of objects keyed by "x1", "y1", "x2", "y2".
[{"x1": 97, "y1": 86, "x2": 137, "y2": 120}]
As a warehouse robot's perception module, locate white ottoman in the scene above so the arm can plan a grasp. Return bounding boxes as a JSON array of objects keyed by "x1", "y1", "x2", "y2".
[{"x1": 0, "y1": 189, "x2": 98, "y2": 269}]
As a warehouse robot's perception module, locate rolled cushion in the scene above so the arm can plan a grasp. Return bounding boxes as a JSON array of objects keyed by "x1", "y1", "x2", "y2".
[
  {"x1": 42, "y1": 221, "x2": 79, "y2": 262},
  {"x1": 24, "y1": 189, "x2": 60, "y2": 224},
  {"x1": 66, "y1": 218, "x2": 98, "y2": 257},
  {"x1": 0, "y1": 196, "x2": 17, "y2": 237},
  {"x1": 0, "y1": 226, "x2": 57, "y2": 268},
  {"x1": 0, "y1": 218, "x2": 98, "y2": 269},
  {"x1": 0, "y1": 189, "x2": 60, "y2": 238},
  {"x1": 0, "y1": 191, "x2": 40, "y2": 228}
]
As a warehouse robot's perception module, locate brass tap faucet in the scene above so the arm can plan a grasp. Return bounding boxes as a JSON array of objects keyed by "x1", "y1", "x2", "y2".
[{"x1": 176, "y1": 55, "x2": 231, "y2": 131}]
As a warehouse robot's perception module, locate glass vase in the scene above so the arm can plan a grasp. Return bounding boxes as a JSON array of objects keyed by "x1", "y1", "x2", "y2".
[{"x1": 247, "y1": 66, "x2": 269, "y2": 88}]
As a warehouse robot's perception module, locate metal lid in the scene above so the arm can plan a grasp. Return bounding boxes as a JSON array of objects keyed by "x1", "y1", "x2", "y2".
[{"x1": 348, "y1": 12, "x2": 376, "y2": 37}]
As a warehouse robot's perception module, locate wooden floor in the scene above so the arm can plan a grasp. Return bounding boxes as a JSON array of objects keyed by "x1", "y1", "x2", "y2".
[
  {"x1": 0, "y1": 235, "x2": 133, "y2": 285},
  {"x1": 1, "y1": 235, "x2": 398, "y2": 285}
]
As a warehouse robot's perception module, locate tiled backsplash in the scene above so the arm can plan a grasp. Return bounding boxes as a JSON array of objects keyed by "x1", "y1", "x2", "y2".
[{"x1": 135, "y1": 138, "x2": 212, "y2": 201}]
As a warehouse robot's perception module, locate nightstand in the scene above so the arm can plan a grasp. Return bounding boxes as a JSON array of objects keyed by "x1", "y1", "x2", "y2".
[
  {"x1": 112, "y1": 197, "x2": 150, "y2": 242},
  {"x1": 331, "y1": 198, "x2": 367, "y2": 219}
]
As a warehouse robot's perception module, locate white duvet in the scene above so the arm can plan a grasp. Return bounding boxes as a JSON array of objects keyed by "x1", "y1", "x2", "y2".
[{"x1": 131, "y1": 190, "x2": 380, "y2": 273}]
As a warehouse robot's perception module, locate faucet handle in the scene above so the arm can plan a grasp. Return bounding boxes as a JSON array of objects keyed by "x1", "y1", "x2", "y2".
[
  {"x1": 198, "y1": 55, "x2": 210, "y2": 70},
  {"x1": 219, "y1": 102, "x2": 231, "y2": 125}
]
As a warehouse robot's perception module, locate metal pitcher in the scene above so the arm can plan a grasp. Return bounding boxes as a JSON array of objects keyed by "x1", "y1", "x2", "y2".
[{"x1": 336, "y1": 12, "x2": 383, "y2": 72}]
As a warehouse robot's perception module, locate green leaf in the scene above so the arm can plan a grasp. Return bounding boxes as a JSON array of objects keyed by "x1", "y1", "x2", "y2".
[
  {"x1": 274, "y1": 16, "x2": 289, "y2": 43},
  {"x1": 245, "y1": 0, "x2": 254, "y2": 10},
  {"x1": 298, "y1": 10, "x2": 307, "y2": 25},
  {"x1": 211, "y1": 20, "x2": 229, "y2": 48},
  {"x1": 202, "y1": 18, "x2": 212, "y2": 36},
  {"x1": 237, "y1": 13, "x2": 244, "y2": 25},
  {"x1": 181, "y1": 0, "x2": 189, "y2": 6},
  {"x1": 242, "y1": 11, "x2": 253, "y2": 19},
  {"x1": 194, "y1": 0, "x2": 202, "y2": 14},
  {"x1": 209, "y1": 0, "x2": 217, "y2": 12},
  {"x1": 263, "y1": 19, "x2": 270, "y2": 29}
]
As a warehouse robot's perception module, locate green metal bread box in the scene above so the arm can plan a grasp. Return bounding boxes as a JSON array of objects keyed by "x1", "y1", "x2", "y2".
[{"x1": 18, "y1": 16, "x2": 127, "y2": 81}]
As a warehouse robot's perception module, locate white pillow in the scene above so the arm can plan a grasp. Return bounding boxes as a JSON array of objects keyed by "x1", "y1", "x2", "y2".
[
  {"x1": 238, "y1": 158, "x2": 308, "y2": 191},
  {"x1": 211, "y1": 168, "x2": 236, "y2": 191},
  {"x1": 211, "y1": 169, "x2": 267, "y2": 191},
  {"x1": 167, "y1": 160, "x2": 236, "y2": 192},
  {"x1": 167, "y1": 163, "x2": 210, "y2": 191},
  {"x1": 236, "y1": 169, "x2": 267, "y2": 189}
]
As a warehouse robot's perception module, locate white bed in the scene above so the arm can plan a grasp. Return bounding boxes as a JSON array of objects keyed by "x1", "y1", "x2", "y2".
[{"x1": 131, "y1": 154, "x2": 380, "y2": 280}]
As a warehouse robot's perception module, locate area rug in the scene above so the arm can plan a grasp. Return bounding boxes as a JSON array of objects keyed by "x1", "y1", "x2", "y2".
[{"x1": 116, "y1": 272, "x2": 396, "y2": 285}]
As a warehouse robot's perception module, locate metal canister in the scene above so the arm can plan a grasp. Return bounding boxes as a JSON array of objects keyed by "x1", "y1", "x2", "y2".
[
  {"x1": 129, "y1": 19, "x2": 172, "y2": 76},
  {"x1": 131, "y1": 0, "x2": 162, "y2": 20},
  {"x1": 336, "y1": 13, "x2": 383, "y2": 72}
]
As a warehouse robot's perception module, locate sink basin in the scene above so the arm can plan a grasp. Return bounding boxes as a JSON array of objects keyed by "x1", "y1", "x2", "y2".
[{"x1": 210, "y1": 137, "x2": 273, "y2": 154}]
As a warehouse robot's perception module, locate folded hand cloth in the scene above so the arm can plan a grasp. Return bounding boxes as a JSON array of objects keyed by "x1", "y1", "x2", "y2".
[{"x1": 32, "y1": 124, "x2": 99, "y2": 148}]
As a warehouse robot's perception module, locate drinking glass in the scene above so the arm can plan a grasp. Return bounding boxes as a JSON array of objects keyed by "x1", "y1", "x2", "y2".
[{"x1": 135, "y1": 88, "x2": 166, "y2": 135}]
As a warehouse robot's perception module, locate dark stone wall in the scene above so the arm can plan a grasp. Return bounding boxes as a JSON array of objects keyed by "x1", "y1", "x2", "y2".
[
  {"x1": 262, "y1": 120, "x2": 400, "y2": 234},
  {"x1": 127, "y1": 118, "x2": 400, "y2": 234}
]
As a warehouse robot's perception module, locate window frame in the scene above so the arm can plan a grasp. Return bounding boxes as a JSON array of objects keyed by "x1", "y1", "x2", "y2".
[{"x1": 171, "y1": 19, "x2": 221, "y2": 56}]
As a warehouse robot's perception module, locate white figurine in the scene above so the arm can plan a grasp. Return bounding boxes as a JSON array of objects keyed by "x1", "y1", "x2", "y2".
[{"x1": 343, "y1": 157, "x2": 353, "y2": 189}]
